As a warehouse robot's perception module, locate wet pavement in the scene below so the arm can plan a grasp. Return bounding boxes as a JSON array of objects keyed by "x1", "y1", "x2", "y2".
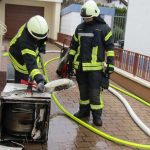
[{"x1": 1, "y1": 43, "x2": 150, "y2": 150}]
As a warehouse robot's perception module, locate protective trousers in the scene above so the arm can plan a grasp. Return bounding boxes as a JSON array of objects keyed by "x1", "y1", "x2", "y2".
[{"x1": 76, "y1": 70, "x2": 103, "y2": 119}]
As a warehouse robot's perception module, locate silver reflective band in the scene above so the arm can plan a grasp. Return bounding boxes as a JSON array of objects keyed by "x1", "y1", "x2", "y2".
[{"x1": 78, "y1": 33, "x2": 94, "y2": 37}]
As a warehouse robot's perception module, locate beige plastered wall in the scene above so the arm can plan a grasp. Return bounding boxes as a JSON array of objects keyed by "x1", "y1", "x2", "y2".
[{"x1": 0, "y1": 0, "x2": 61, "y2": 40}]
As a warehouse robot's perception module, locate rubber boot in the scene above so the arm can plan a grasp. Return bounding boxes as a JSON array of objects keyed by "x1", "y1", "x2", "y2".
[
  {"x1": 74, "y1": 105, "x2": 90, "y2": 118},
  {"x1": 92, "y1": 109, "x2": 102, "y2": 126}
]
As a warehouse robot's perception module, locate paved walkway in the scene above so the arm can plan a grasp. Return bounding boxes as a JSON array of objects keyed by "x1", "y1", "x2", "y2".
[{"x1": 1, "y1": 43, "x2": 150, "y2": 150}]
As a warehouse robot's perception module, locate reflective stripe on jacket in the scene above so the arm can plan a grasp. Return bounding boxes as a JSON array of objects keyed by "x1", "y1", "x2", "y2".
[{"x1": 69, "y1": 19, "x2": 114, "y2": 71}]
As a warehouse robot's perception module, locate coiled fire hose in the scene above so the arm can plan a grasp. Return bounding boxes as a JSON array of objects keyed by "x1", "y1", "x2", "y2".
[{"x1": 42, "y1": 56, "x2": 150, "y2": 150}]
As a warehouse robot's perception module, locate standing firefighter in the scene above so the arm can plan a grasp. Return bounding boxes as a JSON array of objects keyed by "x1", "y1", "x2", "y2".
[
  {"x1": 68, "y1": 0, "x2": 115, "y2": 126},
  {"x1": 9, "y1": 15, "x2": 49, "y2": 92}
]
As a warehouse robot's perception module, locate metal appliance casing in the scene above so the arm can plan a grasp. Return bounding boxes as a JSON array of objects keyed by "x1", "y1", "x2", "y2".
[{"x1": 0, "y1": 83, "x2": 51, "y2": 142}]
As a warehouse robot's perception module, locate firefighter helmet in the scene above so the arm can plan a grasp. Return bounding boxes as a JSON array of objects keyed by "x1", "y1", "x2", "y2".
[
  {"x1": 27, "y1": 15, "x2": 49, "y2": 40},
  {"x1": 80, "y1": 0, "x2": 100, "y2": 18}
]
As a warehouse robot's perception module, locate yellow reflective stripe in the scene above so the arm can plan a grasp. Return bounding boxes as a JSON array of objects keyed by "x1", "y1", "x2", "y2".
[
  {"x1": 91, "y1": 46, "x2": 98, "y2": 63},
  {"x1": 74, "y1": 61, "x2": 79, "y2": 65},
  {"x1": 107, "y1": 50, "x2": 114, "y2": 57},
  {"x1": 9, "y1": 53, "x2": 27, "y2": 71},
  {"x1": 74, "y1": 62, "x2": 104, "y2": 70},
  {"x1": 82, "y1": 62, "x2": 104, "y2": 67},
  {"x1": 105, "y1": 31, "x2": 112, "y2": 41},
  {"x1": 36, "y1": 56, "x2": 42, "y2": 68},
  {"x1": 83, "y1": 66, "x2": 103, "y2": 71},
  {"x1": 69, "y1": 49, "x2": 76, "y2": 55},
  {"x1": 74, "y1": 61, "x2": 79, "y2": 69},
  {"x1": 36, "y1": 48, "x2": 41, "y2": 68},
  {"x1": 3, "y1": 52, "x2": 9, "y2": 57},
  {"x1": 79, "y1": 99, "x2": 90, "y2": 105},
  {"x1": 108, "y1": 64, "x2": 114, "y2": 68},
  {"x1": 37, "y1": 56, "x2": 40, "y2": 63},
  {"x1": 74, "y1": 66, "x2": 102, "y2": 70},
  {"x1": 74, "y1": 47, "x2": 80, "y2": 64},
  {"x1": 30, "y1": 69, "x2": 41, "y2": 79},
  {"x1": 10, "y1": 24, "x2": 26, "y2": 47},
  {"x1": 11, "y1": 63, "x2": 28, "y2": 74},
  {"x1": 36, "y1": 48, "x2": 39, "y2": 55},
  {"x1": 91, "y1": 92, "x2": 104, "y2": 110},
  {"x1": 9, "y1": 58, "x2": 28, "y2": 74},
  {"x1": 90, "y1": 104, "x2": 102, "y2": 110},
  {"x1": 21, "y1": 49, "x2": 36, "y2": 57},
  {"x1": 74, "y1": 64, "x2": 79, "y2": 69},
  {"x1": 74, "y1": 34, "x2": 78, "y2": 42},
  {"x1": 74, "y1": 65, "x2": 78, "y2": 69},
  {"x1": 73, "y1": 36, "x2": 81, "y2": 65}
]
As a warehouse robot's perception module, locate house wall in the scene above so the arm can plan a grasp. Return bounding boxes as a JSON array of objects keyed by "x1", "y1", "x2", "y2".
[
  {"x1": 60, "y1": 12, "x2": 81, "y2": 36},
  {"x1": 0, "y1": 0, "x2": 61, "y2": 40},
  {"x1": 50, "y1": 2, "x2": 61, "y2": 40},
  {"x1": 124, "y1": 0, "x2": 150, "y2": 56}
]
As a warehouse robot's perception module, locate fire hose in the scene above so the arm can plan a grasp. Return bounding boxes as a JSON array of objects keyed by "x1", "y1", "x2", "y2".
[{"x1": 42, "y1": 56, "x2": 150, "y2": 150}]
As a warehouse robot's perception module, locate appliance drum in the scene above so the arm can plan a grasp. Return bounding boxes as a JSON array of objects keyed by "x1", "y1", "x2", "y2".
[{"x1": 3, "y1": 103, "x2": 35, "y2": 136}]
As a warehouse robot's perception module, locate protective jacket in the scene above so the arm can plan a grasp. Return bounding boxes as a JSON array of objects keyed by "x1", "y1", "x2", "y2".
[
  {"x1": 9, "y1": 24, "x2": 46, "y2": 83},
  {"x1": 69, "y1": 16, "x2": 114, "y2": 71},
  {"x1": 69, "y1": 16, "x2": 114, "y2": 117}
]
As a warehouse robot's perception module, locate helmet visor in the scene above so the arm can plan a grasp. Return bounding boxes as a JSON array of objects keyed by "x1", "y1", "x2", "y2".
[
  {"x1": 31, "y1": 28, "x2": 48, "y2": 39},
  {"x1": 80, "y1": 8, "x2": 92, "y2": 18},
  {"x1": 31, "y1": 30, "x2": 48, "y2": 39}
]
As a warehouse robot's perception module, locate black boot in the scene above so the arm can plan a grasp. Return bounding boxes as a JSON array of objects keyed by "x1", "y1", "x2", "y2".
[
  {"x1": 92, "y1": 109, "x2": 103, "y2": 126},
  {"x1": 93, "y1": 117, "x2": 102, "y2": 126},
  {"x1": 74, "y1": 105, "x2": 90, "y2": 118}
]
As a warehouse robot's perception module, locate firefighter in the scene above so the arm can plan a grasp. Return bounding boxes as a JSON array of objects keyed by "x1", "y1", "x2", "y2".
[
  {"x1": 68, "y1": 0, "x2": 115, "y2": 126},
  {"x1": 9, "y1": 15, "x2": 49, "y2": 92}
]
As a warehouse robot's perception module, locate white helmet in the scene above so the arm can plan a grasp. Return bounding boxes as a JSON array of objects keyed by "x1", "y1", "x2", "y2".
[
  {"x1": 80, "y1": 0, "x2": 100, "y2": 18},
  {"x1": 27, "y1": 15, "x2": 49, "y2": 40}
]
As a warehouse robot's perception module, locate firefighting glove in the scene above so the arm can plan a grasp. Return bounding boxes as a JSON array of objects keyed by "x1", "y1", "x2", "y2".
[
  {"x1": 37, "y1": 81, "x2": 45, "y2": 93},
  {"x1": 105, "y1": 64, "x2": 114, "y2": 74},
  {"x1": 101, "y1": 72, "x2": 109, "y2": 89}
]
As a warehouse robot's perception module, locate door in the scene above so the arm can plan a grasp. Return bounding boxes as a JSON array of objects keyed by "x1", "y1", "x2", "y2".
[{"x1": 5, "y1": 4, "x2": 44, "y2": 39}]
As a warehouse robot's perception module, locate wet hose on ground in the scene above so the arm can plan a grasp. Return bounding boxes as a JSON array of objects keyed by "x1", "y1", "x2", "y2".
[
  {"x1": 43, "y1": 57, "x2": 150, "y2": 150},
  {"x1": 109, "y1": 87, "x2": 150, "y2": 136},
  {"x1": 110, "y1": 84, "x2": 150, "y2": 107}
]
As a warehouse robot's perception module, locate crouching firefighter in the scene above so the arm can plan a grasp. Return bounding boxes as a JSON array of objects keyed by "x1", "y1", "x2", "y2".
[
  {"x1": 8, "y1": 15, "x2": 49, "y2": 92},
  {"x1": 68, "y1": 0, "x2": 115, "y2": 126}
]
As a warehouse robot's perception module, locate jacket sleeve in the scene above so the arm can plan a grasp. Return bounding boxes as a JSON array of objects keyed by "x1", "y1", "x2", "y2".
[
  {"x1": 20, "y1": 42, "x2": 45, "y2": 84},
  {"x1": 68, "y1": 28, "x2": 79, "y2": 62},
  {"x1": 102, "y1": 24, "x2": 115, "y2": 68}
]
